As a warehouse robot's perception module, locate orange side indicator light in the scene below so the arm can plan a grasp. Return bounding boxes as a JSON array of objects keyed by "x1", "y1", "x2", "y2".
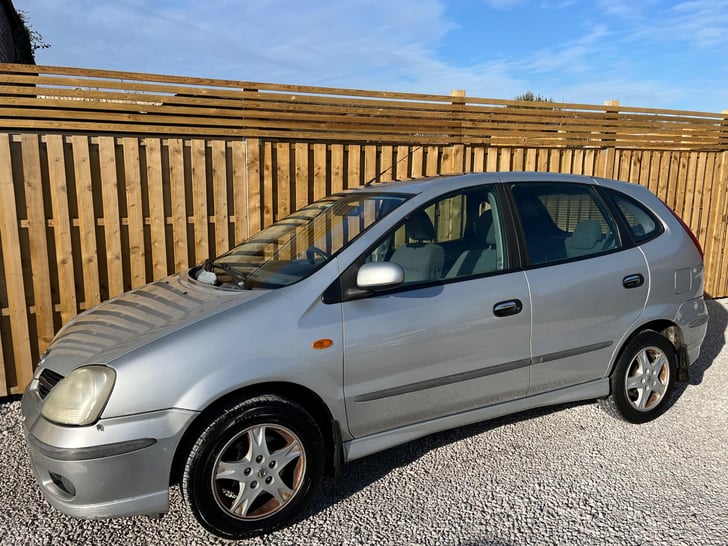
[{"x1": 312, "y1": 338, "x2": 334, "y2": 350}]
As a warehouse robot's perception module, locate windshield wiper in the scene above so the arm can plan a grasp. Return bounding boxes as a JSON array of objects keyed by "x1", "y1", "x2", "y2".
[{"x1": 203, "y1": 259, "x2": 252, "y2": 290}]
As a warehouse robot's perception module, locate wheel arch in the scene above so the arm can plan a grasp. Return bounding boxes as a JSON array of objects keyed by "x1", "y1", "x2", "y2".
[
  {"x1": 612, "y1": 319, "x2": 689, "y2": 381},
  {"x1": 170, "y1": 381, "x2": 343, "y2": 487}
]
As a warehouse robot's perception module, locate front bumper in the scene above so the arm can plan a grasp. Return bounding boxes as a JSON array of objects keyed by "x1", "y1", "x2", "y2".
[{"x1": 22, "y1": 385, "x2": 198, "y2": 519}]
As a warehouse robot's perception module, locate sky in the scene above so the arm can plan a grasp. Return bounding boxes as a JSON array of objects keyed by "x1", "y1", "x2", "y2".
[{"x1": 16, "y1": 0, "x2": 728, "y2": 113}]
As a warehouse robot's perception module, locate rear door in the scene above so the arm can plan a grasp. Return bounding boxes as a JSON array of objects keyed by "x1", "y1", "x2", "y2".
[{"x1": 509, "y1": 181, "x2": 649, "y2": 394}]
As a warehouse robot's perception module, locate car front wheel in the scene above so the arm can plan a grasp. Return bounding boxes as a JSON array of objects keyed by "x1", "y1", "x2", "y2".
[
  {"x1": 599, "y1": 331, "x2": 677, "y2": 424},
  {"x1": 182, "y1": 395, "x2": 325, "y2": 539}
]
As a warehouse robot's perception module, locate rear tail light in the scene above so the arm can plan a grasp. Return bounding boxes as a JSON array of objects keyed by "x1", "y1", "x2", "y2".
[{"x1": 668, "y1": 208, "x2": 703, "y2": 259}]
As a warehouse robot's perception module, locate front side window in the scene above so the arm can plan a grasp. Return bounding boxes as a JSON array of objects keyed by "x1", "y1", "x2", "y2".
[
  {"x1": 511, "y1": 182, "x2": 621, "y2": 266},
  {"x1": 196, "y1": 192, "x2": 408, "y2": 289},
  {"x1": 363, "y1": 186, "x2": 507, "y2": 286}
]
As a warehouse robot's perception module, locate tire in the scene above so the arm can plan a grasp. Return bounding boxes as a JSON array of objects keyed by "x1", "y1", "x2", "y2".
[
  {"x1": 599, "y1": 331, "x2": 677, "y2": 424},
  {"x1": 182, "y1": 395, "x2": 325, "y2": 540}
]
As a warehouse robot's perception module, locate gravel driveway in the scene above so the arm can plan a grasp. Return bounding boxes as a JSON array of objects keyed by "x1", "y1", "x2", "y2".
[{"x1": 1, "y1": 300, "x2": 727, "y2": 546}]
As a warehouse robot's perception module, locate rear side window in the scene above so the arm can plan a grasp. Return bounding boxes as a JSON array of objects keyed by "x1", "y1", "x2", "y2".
[
  {"x1": 511, "y1": 182, "x2": 621, "y2": 266},
  {"x1": 606, "y1": 190, "x2": 663, "y2": 243}
]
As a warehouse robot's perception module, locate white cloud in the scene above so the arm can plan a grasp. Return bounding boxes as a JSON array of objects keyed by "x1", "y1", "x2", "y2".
[{"x1": 480, "y1": 0, "x2": 527, "y2": 10}]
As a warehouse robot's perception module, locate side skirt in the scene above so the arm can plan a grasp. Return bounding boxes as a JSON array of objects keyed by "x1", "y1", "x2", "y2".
[{"x1": 343, "y1": 378, "x2": 609, "y2": 462}]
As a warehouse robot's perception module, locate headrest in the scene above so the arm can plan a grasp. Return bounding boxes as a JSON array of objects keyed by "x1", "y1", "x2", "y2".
[
  {"x1": 485, "y1": 223, "x2": 496, "y2": 246},
  {"x1": 570, "y1": 220, "x2": 602, "y2": 249},
  {"x1": 405, "y1": 210, "x2": 436, "y2": 241},
  {"x1": 474, "y1": 210, "x2": 492, "y2": 239}
]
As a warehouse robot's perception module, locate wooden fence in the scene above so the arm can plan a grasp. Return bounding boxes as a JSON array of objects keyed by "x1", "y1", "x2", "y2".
[{"x1": 0, "y1": 64, "x2": 727, "y2": 396}]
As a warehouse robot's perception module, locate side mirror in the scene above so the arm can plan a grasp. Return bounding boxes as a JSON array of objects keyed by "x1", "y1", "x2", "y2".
[{"x1": 356, "y1": 262, "x2": 404, "y2": 290}]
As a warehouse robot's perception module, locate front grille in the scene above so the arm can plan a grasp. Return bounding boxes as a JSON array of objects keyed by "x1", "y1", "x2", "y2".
[{"x1": 37, "y1": 368, "x2": 64, "y2": 399}]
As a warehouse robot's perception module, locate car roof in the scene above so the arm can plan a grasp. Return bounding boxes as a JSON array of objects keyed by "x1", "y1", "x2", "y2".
[{"x1": 359, "y1": 171, "x2": 622, "y2": 195}]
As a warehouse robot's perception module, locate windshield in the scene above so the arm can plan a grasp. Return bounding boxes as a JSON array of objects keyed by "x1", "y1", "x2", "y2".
[{"x1": 193, "y1": 192, "x2": 409, "y2": 289}]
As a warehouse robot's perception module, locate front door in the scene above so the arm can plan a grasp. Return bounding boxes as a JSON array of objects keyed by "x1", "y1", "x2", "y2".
[{"x1": 341, "y1": 184, "x2": 532, "y2": 438}]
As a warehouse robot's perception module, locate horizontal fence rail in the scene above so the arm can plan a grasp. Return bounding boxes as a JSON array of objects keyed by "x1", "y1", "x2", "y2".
[
  {"x1": 0, "y1": 63, "x2": 727, "y2": 396},
  {"x1": 0, "y1": 64, "x2": 726, "y2": 149}
]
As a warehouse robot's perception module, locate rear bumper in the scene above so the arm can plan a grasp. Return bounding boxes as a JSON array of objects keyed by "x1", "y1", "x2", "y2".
[
  {"x1": 676, "y1": 297, "x2": 709, "y2": 366},
  {"x1": 22, "y1": 387, "x2": 197, "y2": 519}
]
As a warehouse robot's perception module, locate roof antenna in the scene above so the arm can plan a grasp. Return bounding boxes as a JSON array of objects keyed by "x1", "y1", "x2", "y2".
[{"x1": 364, "y1": 145, "x2": 423, "y2": 186}]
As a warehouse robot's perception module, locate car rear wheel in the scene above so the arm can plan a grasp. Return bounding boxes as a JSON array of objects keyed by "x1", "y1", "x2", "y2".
[
  {"x1": 182, "y1": 395, "x2": 324, "y2": 539},
  {"x1": 599, "y1": 331, "x2": 677, "y2": 424}
]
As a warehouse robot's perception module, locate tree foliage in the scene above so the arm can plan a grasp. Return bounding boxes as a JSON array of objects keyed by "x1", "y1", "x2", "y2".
[
  {"x1": 514, "y1": 91, "x2": 554, "y2": 103},
  {"x1": 13, "y1": 10, "x2": 50, "y2": 63}
]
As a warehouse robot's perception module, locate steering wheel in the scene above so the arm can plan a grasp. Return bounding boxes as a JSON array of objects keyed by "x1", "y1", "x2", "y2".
[{"x1": 306, "y1": 246, "x2": 330, "y2": 264}]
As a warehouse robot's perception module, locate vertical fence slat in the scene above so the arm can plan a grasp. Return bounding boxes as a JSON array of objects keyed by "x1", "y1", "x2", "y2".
[
  {"x1": 313, "y1": 144, "x2": 327, "y2": 198},
  {"x1": 212, "y1": 140, "x2": 229, "y2": 254},
  {"x1": 364, "y1": 145, "x2": 377, "y2": 183},
  {"x1": 46, "y1": 135, "x2": 78, "y2": 323},
  {"x1": 70, "y1": 136, "x2": 101, "y2": 308},
  {"x1": 395, "y1": 146, "x2": 410, "y2": 180},
  {"x1": 294, "y1": 143, "x2": 309, "y2": 209},
  {"x1": 191, "y1": 139, "x2": 210, "y2": 260},
  {"x1": 537, "y1": 149, "x2": 549, "y2": 172},
  {"x1": 380, "y1": 145, "x2": 393, "y2": 182},
  {"x1": 22, "y1": 134, "x2": 54, "y2": 358},
  {"x1": 331, "y1": 144, "x2": 344, "y2": 193},
  {"x1": 513, "y1": 148, "x2": 525, "y2": 171},
  {"x1": 690, "y1": 153, "x2": 707, "y2": 242},
  {"x1": 348, "y1": 144, "x2": 361, "y2": 185},
  {"x1": 246, "y1": 138, "x2": 262, "y2": 235},
  {"x1": 275, "y1": 142, "x2": 291, "y2": 221},
  {"x1": 472, "y1": 147, "x2": 485, "y2": 173},
  {"x1": 656, "y1": 152, "x2": 671, "y2": 202},
  {"x1": 683, "y1": 152, "x2": 698, "y2": 226},
  {"x1": 168, "y1": 138, "x2": 189, "y2": 271},
  {"x1": 262, "y1": 141, "x2": 274, "y2": 227},
  {"x1": 572, "y1": 149, "x2": 584, "y2": 174},
  {"x1": 426, "y1": 146, "x2": 439, "y2": 176},
  {"x1": 665, "y1": 152, "x2": 680, "y2": 211},
  {"x1": 123, "y1": 137, "x2": 147, "y2": 288},
  {"x1": 646, "y1": 151, "x2": 660, "y2": 195},
  {"x1": 501, "y1": 148, "x2": 513, "y2": 171},
  {"x1": 231, "y1": 139, "x2": 249, "y2": 244},
  {"x1": 582, "y1": 150, "x2": 595, "y2": 176},
  {"x1": 98, "y1": 136, "x2": 124, "y2": 297},
  {"x1": 674, "y1": 153, "x2": 689, "y2": 215},
  {"x1": 145, "y1": 138, "x2": 168, "y2": 279},
  {"x1": 0, "y1": 134, "x2": 31, "y2": 392},
  {"x1": 410, "y1": 146, "x2": 423, "y2": 178},
  {"x1": 440, "y1": 146, "x2": 453, "y2": 175}
]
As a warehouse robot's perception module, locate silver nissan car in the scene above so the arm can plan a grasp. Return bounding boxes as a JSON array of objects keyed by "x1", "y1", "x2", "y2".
[{"x1": 22, "y1": 172, "x2": 707, "y2": 539}]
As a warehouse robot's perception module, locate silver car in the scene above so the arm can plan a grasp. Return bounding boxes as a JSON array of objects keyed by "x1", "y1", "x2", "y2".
[{"x1": 22, "y1": 172, "x2": 707, "y2": 539}]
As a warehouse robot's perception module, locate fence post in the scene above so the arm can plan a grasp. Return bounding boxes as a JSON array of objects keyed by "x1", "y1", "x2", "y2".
[{"x1": 600, "y1": 100, "x2": 619, "y2": 178}]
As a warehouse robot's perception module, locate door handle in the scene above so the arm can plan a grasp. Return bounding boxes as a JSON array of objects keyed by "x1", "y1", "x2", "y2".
[
  {"x1": 623, "y1": 274, "x2": 644, "y2": 289},
  {"x1": 493, "y1": 299, "x2": 523, "y2": 317}
]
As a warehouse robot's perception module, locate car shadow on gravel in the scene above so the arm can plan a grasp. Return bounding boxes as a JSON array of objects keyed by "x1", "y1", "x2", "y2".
[{"x1": 305, "y1": 399, "x2": 589, "y2": 522}]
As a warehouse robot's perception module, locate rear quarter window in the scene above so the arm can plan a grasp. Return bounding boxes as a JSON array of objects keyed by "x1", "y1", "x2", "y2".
[{"x1": 606, "y1": 189, "x2": 663, "y2": 243}]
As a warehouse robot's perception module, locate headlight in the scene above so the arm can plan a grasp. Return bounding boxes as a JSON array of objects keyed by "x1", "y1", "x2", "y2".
[{"x1": 41, "y1": 366, "x2": 116, "y2": 426}]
